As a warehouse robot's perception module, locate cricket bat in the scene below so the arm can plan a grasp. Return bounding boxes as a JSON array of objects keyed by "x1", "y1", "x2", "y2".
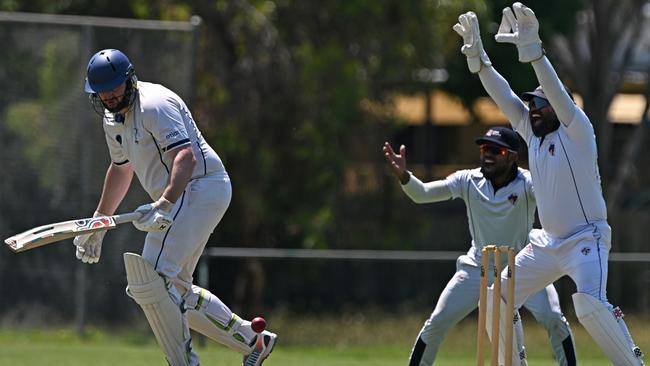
[{"x1": 4, "y1": 212, "x2": 142, "y2": 253}]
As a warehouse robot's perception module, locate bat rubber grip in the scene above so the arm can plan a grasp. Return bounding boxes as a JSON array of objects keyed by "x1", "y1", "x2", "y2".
[{"x1": 113, "y1": 212, "x2": 144, "y2": 225}]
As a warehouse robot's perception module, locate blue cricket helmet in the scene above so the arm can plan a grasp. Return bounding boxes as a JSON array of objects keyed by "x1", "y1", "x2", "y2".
[{"x1": 84, "y1": 49, "x2": 134, "y2": 93}]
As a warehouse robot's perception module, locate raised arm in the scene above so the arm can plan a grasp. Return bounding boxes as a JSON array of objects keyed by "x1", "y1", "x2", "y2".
[
  {"x1": 382, "y1": 142, "x2": 452, "y2": 203},
  {"x1": 453, "y1": 12, "x2": 529, "y2": 137},
  {"x1": 495, "y1": 3, "x2": 577, "y2": 123},
  {"x1": 531, "y1": 57, "x2": 577, "y2": 126},
  {"x1": 478, "y1": 67, "x2": 529, "y2": 134}
]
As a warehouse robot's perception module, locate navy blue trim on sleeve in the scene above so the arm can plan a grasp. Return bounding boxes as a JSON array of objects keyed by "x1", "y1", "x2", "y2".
[
  {"x1": 113, "y1": 160, "x2": 130, "y2": 166},
  {"x1": 162, "y1": 139, "x2": 190, "y2": 152}
]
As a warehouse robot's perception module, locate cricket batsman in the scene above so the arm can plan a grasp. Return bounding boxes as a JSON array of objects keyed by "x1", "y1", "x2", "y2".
[{"x1": 73, "y1": 49, "x2": 277, "y2": 366}]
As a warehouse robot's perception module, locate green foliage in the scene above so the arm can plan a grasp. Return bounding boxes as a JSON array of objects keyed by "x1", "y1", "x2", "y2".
[
  {"x1": 4, "y1": 35, "x2": 80, "y2": 194},
  {"x1": 0, "y1": 0, "x2": 18, "y2": 11},
  {"x1": 38, "y1": 35, "x2": 79, "y2": 101}
]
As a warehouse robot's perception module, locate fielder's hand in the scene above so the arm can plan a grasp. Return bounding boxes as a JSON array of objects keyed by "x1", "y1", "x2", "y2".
[
  {"x1": 133, "y1": 197, "x2": 174, "y2": 232},
  {"x1": 495, "y1": 2, "x2": 543, "y2": 63},
  {"x1": 74, "y1": 212, "x2": 107, "y2": 264},
  {"x1": 453, "y1": 11, "x2": 491, "y2": 74},
  {"x1": 383, "y1": 142, "x2": 410, "y2": 185}
]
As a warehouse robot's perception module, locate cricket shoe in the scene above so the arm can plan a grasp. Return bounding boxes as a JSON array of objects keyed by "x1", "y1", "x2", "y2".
[{"x1": 243, "y1": 331, "x2": 277, "y2": 366}]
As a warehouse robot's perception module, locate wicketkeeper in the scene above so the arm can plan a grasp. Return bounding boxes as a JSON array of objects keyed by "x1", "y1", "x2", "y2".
[
  {"x1": 454, "y1": 3, "x2": 644, "y2": 365},
  {"x1": 73, "y1": 49, "x2": 277, "y2": 366}
]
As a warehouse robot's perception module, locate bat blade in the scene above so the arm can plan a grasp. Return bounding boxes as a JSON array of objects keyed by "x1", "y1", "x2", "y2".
[{"x1": 5, "y1": 216, "x2": 119, "y2": 253}]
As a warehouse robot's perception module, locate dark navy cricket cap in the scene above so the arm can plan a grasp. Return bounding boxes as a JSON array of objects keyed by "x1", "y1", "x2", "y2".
[{"x1": 475, "y1": 127, "x2": 520, "y2": 151}]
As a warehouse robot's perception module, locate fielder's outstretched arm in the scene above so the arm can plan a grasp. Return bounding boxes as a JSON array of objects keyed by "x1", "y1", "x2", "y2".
[
  {"x1": 383, "y1": 142, "x2": 453, "y2": 204},
  {"x1": 401, "y1": 175, "x2": 453, "y2": 204}
]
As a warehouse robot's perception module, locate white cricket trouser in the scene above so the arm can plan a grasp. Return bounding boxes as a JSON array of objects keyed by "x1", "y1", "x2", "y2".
[
  {"x1": 494, "y1": 224, "x2": 646, "y2": 364},
  {"x1": 501, "y1": 225, "x2": 611, "y2": 310},
  {"x1": 142, "y1": 174, "x2": 231, "y2": 293},
  {"x1": 141, "y1": 174, "x2": 237, "y2": 328},
  {"x1": 410, "y1": 255, "x2": 574, "y2": 366}
]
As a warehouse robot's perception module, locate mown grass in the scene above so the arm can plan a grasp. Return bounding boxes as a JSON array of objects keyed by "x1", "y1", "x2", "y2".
[{"x1": 0, "y1": 311, "x2": 647, "y2": 365}]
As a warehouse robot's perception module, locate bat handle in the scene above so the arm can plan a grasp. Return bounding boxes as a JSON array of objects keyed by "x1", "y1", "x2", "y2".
[{"x1": 112, "y1": 212, "x2": 144, "y2": 225}]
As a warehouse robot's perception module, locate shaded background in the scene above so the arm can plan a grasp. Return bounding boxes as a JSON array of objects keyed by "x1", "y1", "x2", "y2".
[{"x1": 0, "y1": 0, "x2": 648, "y2": 334}]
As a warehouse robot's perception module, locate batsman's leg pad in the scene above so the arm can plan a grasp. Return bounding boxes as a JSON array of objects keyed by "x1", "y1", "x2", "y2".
[
  {"x1": 486, "y1": 288, "x2": 528, "y2": 366},
  {"x1": 124, "y1": 253, "x2": 197, "y2": 366},
  {"x1": 573, "y1": 293, "x2": 644, "y2": 366},
  {"x1": 185, "y1": 286, "x2": 256, "y2": 354}
]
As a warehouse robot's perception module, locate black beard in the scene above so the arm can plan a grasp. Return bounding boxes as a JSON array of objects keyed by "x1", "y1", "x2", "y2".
[
  {"x1": 531, "y1": 115, "x2": 560, "y2": 137},
  {"x1": 103, "y1": 79, "x2": 136, "y2": 113},
  {"x1": 480, "y1": 165, "x2": 506, "y2": 180},
  {"x1": 481, "y1": 163, "x2": 517, "y2": 184},
  {"x1": 104, "y1": 96, "x2": 128, "y2": 113},
  {"x1": 480, "y1": 167, "x2": 495, "y2": 180}
]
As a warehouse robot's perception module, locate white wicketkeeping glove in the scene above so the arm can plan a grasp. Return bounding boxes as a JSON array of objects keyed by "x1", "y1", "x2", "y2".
[
  {"x1": 74, "y1": 212, "x2": 107, "y2": 264},
  {"x1": 133, "y1": 197, "x2": 174, "y2": 232},
  {"x1": 494, "y1": 2, "x2": 544, "y2": 63},
  {"x1": 453, "y1": 11, "x2": 491, "y2": 74}
]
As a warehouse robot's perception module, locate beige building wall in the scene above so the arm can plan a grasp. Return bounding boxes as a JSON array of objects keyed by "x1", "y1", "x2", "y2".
[{"x1": 390, "y1": 90, "x2": 647, "y2": 125}]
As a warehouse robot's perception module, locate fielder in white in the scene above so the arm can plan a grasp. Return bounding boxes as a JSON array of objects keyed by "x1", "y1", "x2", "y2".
[
  {"x1": 454, "y1": 3, "x2": 645, "y2": 365},
  {"x1": 73, "y1": 49, "x2": 277, "y2": 366},
  {"x1": 384, "y1": 126, "x2": 576, "y2": 366}
]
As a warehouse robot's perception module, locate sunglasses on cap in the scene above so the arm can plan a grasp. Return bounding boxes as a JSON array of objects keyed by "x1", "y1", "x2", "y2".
[
  {"x1": 479, "y1": 144, "x2": 510, "y2": 156},
  {"x1": 528, "y1": 96, "x2": 549, "y2": 109}
]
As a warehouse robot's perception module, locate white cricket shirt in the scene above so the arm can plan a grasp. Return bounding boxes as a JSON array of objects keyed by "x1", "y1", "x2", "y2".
[
  {"x1": 402, "y1": 168, "x2": 536, "y2": 263},
  {"x1": 514, "y1": 110, "x2": 607, "y2": 239},
  {"x1": 102, "y1": 81, "x2": 227, "y2": 200}
]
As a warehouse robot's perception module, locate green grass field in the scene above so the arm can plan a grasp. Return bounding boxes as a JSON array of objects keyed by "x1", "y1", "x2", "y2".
[{"x1": 0, "y1": 312, "x2": 647, "y2": 365}]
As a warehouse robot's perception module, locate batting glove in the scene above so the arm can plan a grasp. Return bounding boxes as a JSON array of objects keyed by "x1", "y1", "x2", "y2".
[
  {"x1": 73, "y1": 212, "x2": 107, "y2": 264},
  {"x1": 494, "y1": 2, "x2": 544, "y2": 63},
  {"x1": 133, "y1": 197, "x2": 174, "y2": 232},
  {"x1": 453, "y1": 11, "x2": 492, "y2": 74}
]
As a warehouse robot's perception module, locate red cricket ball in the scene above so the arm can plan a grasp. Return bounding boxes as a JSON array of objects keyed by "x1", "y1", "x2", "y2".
[{"x1": 251, "y1": 316, "x2": 267, "y2": 333}]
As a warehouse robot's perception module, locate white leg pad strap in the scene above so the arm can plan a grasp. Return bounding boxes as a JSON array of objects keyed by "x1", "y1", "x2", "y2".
[
  {"x1": 124, "y1": 253, "x2": 194, "y2": 366},
  {"x1": 486, "y1": 288, "x2": 528, "y2": 366},
  {"x1": 573, "y1": 293, "x2": 643, "y2": 366}
]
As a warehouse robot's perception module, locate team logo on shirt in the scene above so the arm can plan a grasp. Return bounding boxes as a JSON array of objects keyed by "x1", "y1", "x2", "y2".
[
  {"x1": 612, "y1": 307, "x2": 624, "y2": 319},
  {"x1": 508, "y1": 193, "x2": 518, "y2": 205},
  {"x1": 581, "y1": 247, "x2": 591, "y2": 255},
  {"x1": 548, "y1": 143, "x2": 556, "y2": 156}
]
